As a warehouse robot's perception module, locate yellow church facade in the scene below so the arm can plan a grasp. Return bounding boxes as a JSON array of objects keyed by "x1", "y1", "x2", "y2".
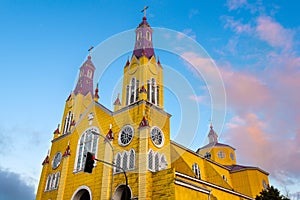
[{"x1": 36, "y1": 15, "x2": 269, "y2": 200}]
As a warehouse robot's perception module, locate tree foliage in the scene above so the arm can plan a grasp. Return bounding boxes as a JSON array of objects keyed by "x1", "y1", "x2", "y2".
[{"x1": 256, "y1": 185, "x2": 290, "y2": 200}]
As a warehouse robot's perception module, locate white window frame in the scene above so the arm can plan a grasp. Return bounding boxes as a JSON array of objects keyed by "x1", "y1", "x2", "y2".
[
  {"x1": 147, "y1": 78, "x2": 158, "y2": 105},
  {"x1": 222, "y1": 175, "x2": 227, "y2": 182},
  {"x1": 148, "y1": 149, "x2": 154, "y2": 171},
  {"x1": 74, "y1": 127, "x2": 99, "y2": 172},
  {"x1": 146, "y1": 31, "x2": 151, "y2": 41},
  {"x1": 118, "y1": 125, "x2": 134, "y2": 146},
  {"x1": 129, "y1": 149, "x2": 135, "y2": 170},
  {"x1": 127, "y1": 77, "x2": 139, "y2": 105},
  {"x1": 137, "y1": 31, "x2": 142, "y2": 40},
  {"x1": 154, "y1": 152, "x2": 160, "y2": 171},
  {"x1": 148, "y1": 149, "x2": 167, "y2": 172},
  {"x1": 114, "y1": 153, "x2": 122, "y2": 173},
  {"x1": 54, "y1": 172, "x2": 60, "y2": 189},
  {"x1": 122, "y1": 151, "x2": 128, "y2": 170},
  {"x1": 217, "y1": 150, "x2": 226, "y2": 159},
  {"x1": 63, "y1": 111, "x2": 73, "y2": 134},
  {"x1": 114, "y1": 149, "x2": 136, "y2": 174},
  {"x1": 87, "y1": 69, "x2": 92, "y2": 78},
  {"x1": 160, "y1": 154, "x2": 168, "y2": 170},
  {"x1": 45, "y1": 174, "x2": 51, "y2": 191},
  {"x1": 150, "y1": 126, "x2": 165, "y2": 148},
  {"x1": 192, "y1": 163, "x2": 201, "y2": 179}
]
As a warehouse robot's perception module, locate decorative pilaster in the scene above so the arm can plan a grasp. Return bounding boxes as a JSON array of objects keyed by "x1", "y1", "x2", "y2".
[{"x1": 138, "y1": 117, "x2": 150, "y2": 200}]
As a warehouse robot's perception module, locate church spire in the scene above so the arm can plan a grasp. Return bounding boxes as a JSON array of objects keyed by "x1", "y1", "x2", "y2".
[
  {"x1": 208, "y1": 122, "x2": 218, "y2": 144},
  {"x1": 133, "y1": 7, "x2": 154, "y2": 59},
  {"x1": 74, "y1": 48, "x2": 96, "y2": 96}
]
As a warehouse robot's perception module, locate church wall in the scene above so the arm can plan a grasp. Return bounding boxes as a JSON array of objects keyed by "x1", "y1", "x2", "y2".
[
  {"x1": 174, "y1": 185, "x2": 209, "y2": 200},
  {"x1": 210, "y1": 147, "x2": 237, "y2": 166},
  {"x1": 152, "y1": 168, "x2": 175, "y2": 199},
  {"x1": 231, "y1": 169, "x2": 269, "y2": 198}
]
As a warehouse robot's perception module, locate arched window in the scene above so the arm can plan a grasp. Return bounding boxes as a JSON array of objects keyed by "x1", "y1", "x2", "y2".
[
  {"x1": 87, "y1": 70, "x2": 92, "y2": 78},
  {"x1": 217, "y1": 151, "x2": 225, "y2": 159},
  {"x1": 148, "y1": 149, "x2": 154, "y2": 171},
  {"x1": 115, "y1": 153, "x2": 122, "y2": 173},
  {"x1": 127, "y1": 77, "x2": 139, "y2": 105},
  {"x1": 75, "y1": 127, "x2": 99, "y2": 172},
  {"x1": 136, "y1": 80, "x2": 139, "y2": 101},
  {"x1": 126, "y1": 85, "x2": 129, "y2": 105},
  {"x1": 123, "y1": 152, "x2": 128, "y2": 170},
  {"x1": 154, "y1": 153, "x2": 160, "y2": 171},
  {"x1": 63, "y1": 111, "x2": 73, "y2": 134},
  {"x1": 156, "y1": 85, "x2": 159, "y2": 106},
  {"x1": 137, "y1": 31, "x2": 142, "y2": 40},
  {"x1": 147, "y1": 80, "x2": 150, "y2": 102},
  {"x1": 45, "y1": 174, "x2": 51, "y2": 191},
  {"x1": 192, "y1": 163, "x2": 201, "y2": 179},
  {"x1": 130, "y1": 78, "x2": 135, "y2": 104},
  {"x1": 54, "y1": 172, "x2": 60, "y2": 189},
  {"x1": 129, "y1": 149, "x2": 135, "y2": 170},
  {"x1": 51, "y1": 174, "x2": 56, "y2": 190},
  {"x1": 147, "y1": 78, "x2": 158, "y2": 105},
  {"x1": 146, "y1": 31, "x2": 151, "y2": 41},
  {"x1": 222, "y1": 175, "x2": 227, "y2": 182},
  {"x1": 160, "y1": 154, "x2": 167, "y2": 170},
  {"x1": 151, "y1": 78, "x2": 156, "y2": 104}
]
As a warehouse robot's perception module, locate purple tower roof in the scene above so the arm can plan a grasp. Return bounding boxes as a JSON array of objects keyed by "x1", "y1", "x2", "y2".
[
  {"x1": 74, "y1": 55, "x2": 95, "y2": 96},
  {"x1": 132, "y1": 16, "x2": 155, "y2": 59}
]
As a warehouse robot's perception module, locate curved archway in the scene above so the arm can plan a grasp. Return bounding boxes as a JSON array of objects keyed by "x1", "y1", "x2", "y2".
[
  {"x1": 113, "y1": 184, "x2": 132, "y2": 200},
  {"x1": 71, "y1": 186, "x2": 92, "y2": 200}
]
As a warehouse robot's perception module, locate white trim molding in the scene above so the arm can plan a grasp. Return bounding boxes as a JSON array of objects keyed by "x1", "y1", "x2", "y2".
[
  {"x1": 71, "y1": 185, "x2": 92, "y2": 200},
  {"x1": 175, "y1": 172, "x2": 254, "y2": 200}
]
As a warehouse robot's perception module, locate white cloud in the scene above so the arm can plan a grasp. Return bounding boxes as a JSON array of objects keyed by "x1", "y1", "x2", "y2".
[
  {"x1": 226, "y1": 0, "x2": 248, "y2": 11},
  {"x1": 256, "y1": 16, "x2": 295, "y2": 51}
]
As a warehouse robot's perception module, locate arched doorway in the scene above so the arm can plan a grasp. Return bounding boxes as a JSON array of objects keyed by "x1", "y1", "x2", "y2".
[
  {"x1": 72, "y1": 186, "x2": 92, "y2": 200},
  {"x1": 113, "y1": 185, "x2": 132, "y2": 200}
]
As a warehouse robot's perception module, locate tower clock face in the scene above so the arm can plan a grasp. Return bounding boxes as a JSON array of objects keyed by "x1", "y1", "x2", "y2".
[
  {"x1": 150, "y1": 127, "x2": 164, "y2": 148},
  {"x1": 52, "y1": 152, "x2": 62, "y2": 169},
  {"x1": 118, "y1": 125, "x2": 134, "y2": 146}
]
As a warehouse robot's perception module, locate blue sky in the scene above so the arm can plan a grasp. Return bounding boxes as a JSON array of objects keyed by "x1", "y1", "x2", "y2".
[{"x1": 0, "y1": 0, "x2": 299, "y2": 199}]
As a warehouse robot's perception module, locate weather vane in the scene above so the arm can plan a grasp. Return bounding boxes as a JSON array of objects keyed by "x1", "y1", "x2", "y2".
[{"x1": 141, "y1": 6, "x2": 149, "y2": 18}]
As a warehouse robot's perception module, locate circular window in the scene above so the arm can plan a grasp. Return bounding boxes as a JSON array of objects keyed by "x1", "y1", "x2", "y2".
[
  {"x1": 52, "y1": 152, "x2": 62, "y2": 169},
  {"x1": 230, "y1": 152, "x2": 234, "y2": 160},
  {"x1": 150, "y1": 127, "x2": 164, "y2": 148},
  {"x1": 217, "y1": 151, "x2": 225, "y2": 159},
  {"x1": 118, "y1": 125, "x2": 134, "y2": 146}
]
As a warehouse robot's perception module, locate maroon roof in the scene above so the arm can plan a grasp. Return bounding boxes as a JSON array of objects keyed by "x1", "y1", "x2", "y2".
[
  {"x1": 42, "y1": 155, "x2": 49, "y2": 165},
  {"x1": 140, "y1": 85, "x2": 147, "y2": 93},
  {"x1": 74, "y1": 56, "x2": 95, "y2": 96},
  {"x1": 139, "y1": 116, "x2": 149, "y2": 128},
  {"x1": 133, "y1": 48, "x2": 155, "y2": 59},
  {"x1": 197, "y1": 142, "x2": 236, "y2": 151},
  {"x1": 225, "y1": 164, "x2": 269, "y2": 175},
  {"x1": 138, "y1": 16, "x2": 150, "y2": 28},
  {"x1": 113, "y1": 94, "x2": 121, "y2": 105},
  {"x1": 94, "y1": 84, "x2": 99, "y2": 99},
  {"x1": 113, "y1": 97, "x2": 121, "y2": 105}
]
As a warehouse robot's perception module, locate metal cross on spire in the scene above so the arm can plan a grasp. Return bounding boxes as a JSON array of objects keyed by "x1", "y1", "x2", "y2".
[
  {"x1": 88, "y1": 46, "x2": 94, "y2": 56},
  {"x1": 209, "y1": 119, "x2": 213, "y2": 129},
  {"x1": 141, "y1": 6, "x2": 149, "y2": 18}
]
